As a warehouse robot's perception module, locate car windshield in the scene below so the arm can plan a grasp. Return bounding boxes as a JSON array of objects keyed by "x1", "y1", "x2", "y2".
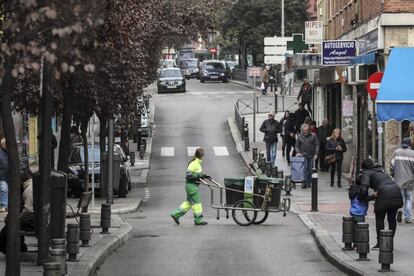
[
  {"x1": 160, "y1": 69, "x2": 182, "y2": 78},
  {"x1": 161, "y1": 60, "x2": 174, "y2": 68},
  {"x1": 179, "y1": 60, "x2": 198, "y2": 68},
  {"x1": 69, "y1": 145, "x2": 100, "y2": 163},
  {"x1": 204, "y1": 63, "x2": 224, "y2": 71}
]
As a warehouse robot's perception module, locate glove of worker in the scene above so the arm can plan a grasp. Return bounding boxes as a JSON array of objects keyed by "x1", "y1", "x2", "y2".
[{"x1": 202, "y1": 174, "x2": 212, "y2": 180}]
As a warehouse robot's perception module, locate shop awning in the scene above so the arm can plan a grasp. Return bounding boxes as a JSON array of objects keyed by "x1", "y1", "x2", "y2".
[
  {"x1": 350, "y1": 51, "x2": 376, "y2": 65},
  {"x1": 377, "y1": 48, "x2": 414, "y2": 122}
]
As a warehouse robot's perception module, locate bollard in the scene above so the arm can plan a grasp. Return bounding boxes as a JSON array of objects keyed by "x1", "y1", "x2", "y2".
[
  {"x1": 355, "y1": 223, "x2": 370, "y2": 261},
  {"x1": 129, "y1": 152, "x2": 135, "y2": 167},
  {"x1": 342, "y1": 216, "x2": 354, "y2": 251},
  {"x1": 51, "y1": 238, "x2": 66, "y2": 250},
  {"x1": 311, "y1": 168, "x2": 318, "y2": 212},
  {"x1": 50, "y1": 248, "x2": 67, "y2": 275},
  {"x1": 79, "y1": 213, "x2": 91, "y2": 247},
  {"x1": 101, "y1": 203, "x2": 111, "y2": 234},
  {"x1": 252, "y1": 148, "x2": 258, "y2": 163},
  {"x1": 378, "y1": 230, "x2": 394, "y2": 272},
  {"x1": 244, "y1": 123, "x2": 249, "y2": 151},
  {"x1": 284, "y1": 175, "x2": 292, "y2": 196},
  {"x1": 43, "y1": 262, "x2": 61, "y2": 276},
  {"x1": 139, "y1": 141, "x2": 145, "y2": 159},
  {"x1": 66, "y1": 224, "x2": 79, "y2": 262},
  {"x1": 258, "y1": 154, "x2": 266, "y2": 172}
]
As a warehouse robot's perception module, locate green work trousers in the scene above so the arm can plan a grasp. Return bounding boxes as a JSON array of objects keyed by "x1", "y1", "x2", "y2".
[{"x1": 171, "y1": 183, "x2": 204, "y2": 224}]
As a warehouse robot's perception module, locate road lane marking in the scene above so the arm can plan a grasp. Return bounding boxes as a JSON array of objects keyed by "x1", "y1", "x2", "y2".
[
  {"x1": 213, "y1": 146, "x2": 229, "y2": 156},
  {"x1": 187, "y1": 146, "x2": 200, "y2": 156},
  {"x1": 161, "y1": 147, "x2": 174, "y2": 156},
  {"x1": 143, "y1": 187, "x2": 150, "y2": 202}
]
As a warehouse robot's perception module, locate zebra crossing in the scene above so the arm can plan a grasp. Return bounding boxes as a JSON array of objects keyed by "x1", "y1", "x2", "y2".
[
  {"x1": 156, "y1": 90, "x2": 252, "y2": 98},
  {"x1": 160, "y1": 146, "x2": 230, "y2": 157}
]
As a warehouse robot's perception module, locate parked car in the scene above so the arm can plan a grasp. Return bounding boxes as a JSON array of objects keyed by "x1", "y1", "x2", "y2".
[
  {"x1": 157, "y1": 68, "x2": 186, "y2": 93},
  {"x1": 179, "y1": 58, "x2": 199, "y2": 79},
  {"x1": 200, "y1": 60, "x2": 228, "y2": 83},
  {"x1": 67, "y1": 143, "x2": 131, "y2": 198}
]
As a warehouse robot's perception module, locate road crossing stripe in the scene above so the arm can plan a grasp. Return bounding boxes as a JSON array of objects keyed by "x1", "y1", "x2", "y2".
[
  {"x1": 187, "y1": 146, "x2": 200, "y2": 156},
  {"x1": 213, "y1": 146, "x2": 229, "y2": 156},
  {"x1": 161, "y1": 147, "x2": 174, "y2": 156}
]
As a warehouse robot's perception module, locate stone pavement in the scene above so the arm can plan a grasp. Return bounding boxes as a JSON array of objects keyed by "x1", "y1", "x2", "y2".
[{"x1": 228, "y1": 112, "x2": 414, "y2": 276}]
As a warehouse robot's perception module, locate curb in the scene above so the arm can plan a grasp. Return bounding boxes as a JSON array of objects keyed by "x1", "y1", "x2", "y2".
[{"x1": 68, "y1": 220, "x2": 133, "y2": 276}]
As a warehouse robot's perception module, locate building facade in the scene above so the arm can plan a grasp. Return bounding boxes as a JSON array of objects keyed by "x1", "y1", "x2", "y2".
[{"x1": 316, "y1": 0, "x2": 414, "y2": 176}]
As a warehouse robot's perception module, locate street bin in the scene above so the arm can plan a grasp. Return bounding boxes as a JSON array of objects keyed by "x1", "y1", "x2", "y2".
[
  {"x1": 224, "y1": 178, "x2": 245, "y2": 206},
  {"x1": 33, "y1": 170, "x2": 68, "y2": 239},
  {"x1": 254, "y1": 176, "x2": 283, "y2": 209},
  {"x1": 101, "y1": 152, "x2": 121, "y2": 198}
]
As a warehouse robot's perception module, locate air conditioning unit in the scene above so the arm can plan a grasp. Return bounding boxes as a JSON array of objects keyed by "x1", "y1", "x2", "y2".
[
  {"x1": 347, "y1": 65, "x2": 369, "y2": 84},
  {"x1": 356, "y1": 65, "x2": 369, "y2": 83}
]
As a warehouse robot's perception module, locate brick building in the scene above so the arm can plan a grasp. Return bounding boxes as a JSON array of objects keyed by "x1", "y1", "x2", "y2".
[{"x1": 315, "y1": 0, "x2": 414, "y2": 176}]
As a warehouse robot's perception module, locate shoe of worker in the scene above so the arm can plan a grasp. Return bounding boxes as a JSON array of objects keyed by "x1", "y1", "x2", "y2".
[
  {"x1": 195, "y1": 221, "x2": 208, "y2": 226},
  {"x1": 171, "y1": 214, "x2": 180, "y2": 225}
]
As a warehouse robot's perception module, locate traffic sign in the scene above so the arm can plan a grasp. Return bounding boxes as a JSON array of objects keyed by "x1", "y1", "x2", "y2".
[
  {"x1": 367, "y1": 72, "x2": 384, "y2": 100},
  {"x1": 249, "y1": 67, "x2": 261, "y2": 77},
  {"x1": 209, "y1": 48, "x2": 217, "y2": 54}
]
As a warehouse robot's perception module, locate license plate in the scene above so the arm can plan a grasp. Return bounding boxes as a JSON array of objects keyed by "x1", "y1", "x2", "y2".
[
  {"x1": 211, "y1": 76, "x2": 218, "y2": 79},
  {"x1": 167, "y1": 85, "x2": 177, "y2": 89}
]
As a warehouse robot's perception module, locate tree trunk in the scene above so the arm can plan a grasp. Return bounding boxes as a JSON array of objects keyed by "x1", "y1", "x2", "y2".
[
  {"x1": 99, "y1": 115, "x2": 107, "y2": 155},
  {"x1": 0, "y1": 56, "x2": 21, "y2": 276},
  {"x1": 80, "y1": 125, "x2": 89, "y2": 193},
  {"x1": 57, "y1": 86, "x2": 75, "y2": 172}
]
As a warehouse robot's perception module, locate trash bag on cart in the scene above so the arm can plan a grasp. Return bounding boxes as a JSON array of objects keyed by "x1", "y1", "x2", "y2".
[
  {"x1": 290, "y1": 156, "x2": 305, "y2": 182},
  {"x1": 254, "y1": 177, "x2": 283, "y2": 209}
]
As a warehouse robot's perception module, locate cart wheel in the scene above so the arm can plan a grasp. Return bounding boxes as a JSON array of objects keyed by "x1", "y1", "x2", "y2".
[
  {"x1": 251, "y1": 211, "x2": 269, "y2": 225},
  {"x1": 232, "y1": 200, "x2": 257, "y2": 226}
]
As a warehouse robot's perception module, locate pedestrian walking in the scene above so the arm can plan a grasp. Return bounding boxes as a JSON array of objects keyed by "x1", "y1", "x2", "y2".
[
  {"x1": 349, "y1": 173, "x2": 369, "y2": 248},
  {"x1": 359, "y1": 158, "x2": 403, "y2": 250},
  {"x1": 294, "y1": 103, "x2": 310, "y2": 133},
  {"x1": 297, "y1": 79, "x2": 313, "y2": 114},
  {"x1": 260, "y1": 111, "x2": 282, "y2": 166},
  {"x1": 317, "y1": 119, "x2": 332, "y2": 172},
  {"x1": 295, "y1": 124, "x2": 319, "y2": 188},
  {"x1": 0, "y1": 138, "x2": 9, "y2": 212},
  {"x1": 284, "y1": 113, "x2": 297, "y2": 164},
  {"x1": 261, "y1": 65, "x2": 270, "y2": 95},
  {"x1": 70, "y1": 126, "x2": 82, "y2": 145},
  {"x1": 391, "y1": 137, "x2": 414, "y2": 224},
  {"x1": 170, "y1": 148, "x2": 209, "y2": 226},
  {"x1": 280, "y1": 111, "x2": 290, "y2": 158},
  {"x1": 325, "y1": 128, "x2": 347, "y2": 187}
]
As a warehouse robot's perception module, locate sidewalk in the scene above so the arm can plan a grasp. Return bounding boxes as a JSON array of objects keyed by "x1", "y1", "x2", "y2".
[{"x1": 228, "y1": 113, "x2": 414, "y2": 276}]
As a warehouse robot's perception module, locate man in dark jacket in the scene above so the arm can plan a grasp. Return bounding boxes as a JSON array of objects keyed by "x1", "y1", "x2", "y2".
[
  {"x1": 260, "y1": 112, "x2": 281, "y2": 165},
  {"x1": 0, "y1": 138, "x2": 9, "y2": 212},
  {"x1": 295, "y1": 124, "x2": 319, "y2": 188},
  {"x1": 297, "y1": 79, "x2": 313, "y2": 114},
  {"x1": 294, "y1": 103, "x2": 310, "y2": 133},
  {"x1": 317, "y1": 119, "x2": 332, "y2": 171},
  {"x1": 358, "y1": 158, "x2": 403, "y2": 250}
]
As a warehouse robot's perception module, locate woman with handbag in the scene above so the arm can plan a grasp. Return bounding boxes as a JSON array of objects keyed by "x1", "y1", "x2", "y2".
[{"x1": 326, "y1": 128, "x2": 347, "y2": 187}]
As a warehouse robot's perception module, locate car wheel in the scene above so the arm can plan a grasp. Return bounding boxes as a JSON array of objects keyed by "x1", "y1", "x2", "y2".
[
  {"x1": 182, "y1": 86, "x2": 186, "y2": 93},
  {"x1": 200, "y1": 78, "x2": 205, "y2": 83}
]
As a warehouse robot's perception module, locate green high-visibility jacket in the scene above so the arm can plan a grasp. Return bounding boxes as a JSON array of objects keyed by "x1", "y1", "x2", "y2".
[{"x1": 185, "y1": 158, "x2": 204, "y2": 184}]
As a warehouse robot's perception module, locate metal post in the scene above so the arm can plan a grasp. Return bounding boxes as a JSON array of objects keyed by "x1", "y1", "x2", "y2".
[
  {"x1": 66, "y1": 224, "x2": 80, "y2": 262},
  {"x1": 100, "y1": 203, "x2": 111, "y2": 234},
  {"x1": 342, "y1": 217, "x2": 354, "y2": 251},
  {"x1": 91, "y1": 113, "x2": 95, "y2": 207},
  {"x1": 281, "y1": 0, "x2": 285, "y2": 37},
  {"x1": 355, "y1": 223, "x2": 370, "y2": 261},
  {"x1": 38, "y1": 57, "x2": 52, "y2": 265},
  {"x1": 311, "y1": 168, "x2": 318, "y2": 212},
  {"x1": 79, "y1": 213, "x2": 91, "y2": 247},
  {"x1": 372, "y1": 99, "x2": 376, "y2": 161},
  {"x1": 253, "y1": 74, "x2": 256, "y2": 143},
  {"x1": 378, "y1": 229, "x2": 394, "y2": 272},
  {"x1": 107, "y1": 119, "x2": 114, "y2": 204}
]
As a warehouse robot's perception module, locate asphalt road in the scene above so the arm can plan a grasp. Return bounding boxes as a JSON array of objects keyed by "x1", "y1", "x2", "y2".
[{"x1": 96, "y1": 80, "x2": 344, "y2": 276}]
